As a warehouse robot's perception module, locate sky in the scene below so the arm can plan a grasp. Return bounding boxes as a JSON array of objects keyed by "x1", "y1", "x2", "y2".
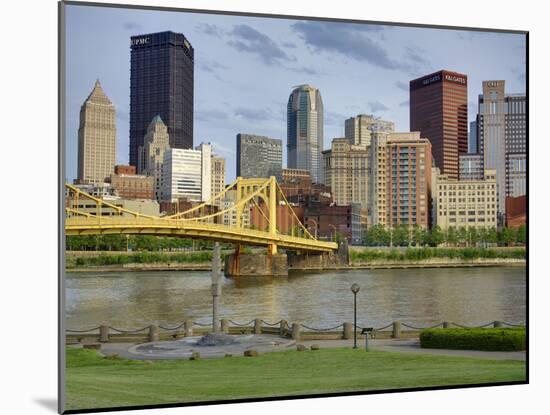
[{"x1": 64, "y1": 4, "x2": 526, "y2": 182}]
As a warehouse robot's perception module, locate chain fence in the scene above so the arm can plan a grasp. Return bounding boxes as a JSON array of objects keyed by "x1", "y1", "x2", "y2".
[{"x1": 67, "y1": 319, "x2": 526, "y2": 333}]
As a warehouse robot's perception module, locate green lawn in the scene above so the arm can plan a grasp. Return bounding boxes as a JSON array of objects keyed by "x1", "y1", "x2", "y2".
[{"x1": 65, "y1": 347, "x2": 526, "y2": 411}]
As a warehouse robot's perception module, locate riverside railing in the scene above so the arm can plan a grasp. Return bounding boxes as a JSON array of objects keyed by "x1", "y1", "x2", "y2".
[{"x1": 65, "y1": 319, "x2": 526, "y2": 344}]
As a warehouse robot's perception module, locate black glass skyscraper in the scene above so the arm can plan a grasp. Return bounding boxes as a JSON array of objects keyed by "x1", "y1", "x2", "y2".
[{"x1": 129, "y1": 31, "x2": 194, "y2": 168}]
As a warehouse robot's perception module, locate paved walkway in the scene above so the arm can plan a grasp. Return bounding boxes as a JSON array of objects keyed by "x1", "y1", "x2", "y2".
[
  {"x1": 299, "y1": 338, "x2": 526, "y2": 361},
  {"x1": 97, "y1": 335, "x2": 525, "y2": 361}
]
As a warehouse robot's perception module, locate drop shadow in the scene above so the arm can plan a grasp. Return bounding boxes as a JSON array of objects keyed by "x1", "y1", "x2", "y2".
[{"x1": 34, "y1": 398, "x2": 57, "y2": 413}]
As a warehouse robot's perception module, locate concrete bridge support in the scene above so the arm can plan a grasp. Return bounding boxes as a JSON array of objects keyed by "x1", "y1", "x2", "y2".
[{"x1": 224, "y1": 252, "x2": 289, "y2": 277}]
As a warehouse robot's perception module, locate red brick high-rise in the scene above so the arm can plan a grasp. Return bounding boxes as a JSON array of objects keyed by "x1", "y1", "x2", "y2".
[{"x1": 410, "y1": 70, "x2": 468, "y2": 179}]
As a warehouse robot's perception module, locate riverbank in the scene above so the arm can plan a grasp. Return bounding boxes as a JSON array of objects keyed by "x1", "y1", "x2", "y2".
[{"x1": 65, "y1": 247, "x2": 526, "y2": 272}]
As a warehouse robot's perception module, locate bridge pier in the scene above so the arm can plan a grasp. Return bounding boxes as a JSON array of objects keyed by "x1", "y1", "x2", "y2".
[{"x1": 224, "y1": 252, "x2": 288, "y2": 277}]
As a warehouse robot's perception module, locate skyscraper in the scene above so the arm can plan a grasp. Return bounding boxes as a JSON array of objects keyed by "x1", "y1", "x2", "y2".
[
  {"x1": 344, "y1": 114, "x2": 395, "y2": 146},
  {"x1": 410, "y1": 70, "x2": 468, "y2": 180},
  {"x1": 129, "y1": 31, "x2": 194, "y2": 167},
  {"x1": 477, "y1": 80, "x2": 506, "y2": 217},
  {"x1": 477, "y1": 82, "x2": 527, "y2": 214},
  {"x1": 236, "y1": 134, "x2": 283, "y2": 180},
  {"x1": 160, "y1": 143, "x2": 211, "y2": 203},
  {"x1": 368, "y1": 132, "x2": 432, "y2": 229},
  {"x1": 323, "y1": 138, "x2": 369, "y2": 207},
  {"x1": 77, "y1": 80, "x2": 116, "y2": 185},
  {"x1": 287, "y1": 84, "x2": 324, "y2": 183},
  {"x1": 469, "y1": 120, "x2": 478, "y2": 154},
  {"x1": 138, "y1": 115, "x2": 170, "y2": 201},
  {"x1": 211, "y1": 155, "x2": 226, "y2": 207}
]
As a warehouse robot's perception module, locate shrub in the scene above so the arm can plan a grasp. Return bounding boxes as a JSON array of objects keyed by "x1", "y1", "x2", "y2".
[{"x1": 420, "y1": 328, "x2": 526, "y2": 351}]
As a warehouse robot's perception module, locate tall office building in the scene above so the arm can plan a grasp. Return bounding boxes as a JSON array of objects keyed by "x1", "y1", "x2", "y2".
[
  {"x1": 368, "y1": 132, "x2": 432, "y2": 228},
  {"x1": 469, "y1": 120, "x2": 478, "y2": 154},
  {"x1": 211, "y1": 155, "x2": 226, "y2": 207},
  {"x1": 77, "y1": 80, "x2": 116, "y2": 185},
  {"x1": 504, "y1": 94, "x2": 527, "y2": 197},
  {"x1": 477, "y1": 85, "x2": 526, "y2": 206},
  {"x1": 138, "y1": 115, "x2": 170, "y2": 200},
  {"x1": 161, "y1": 143, "x2": 211, "y2": 202},
  {"x1": 476, "y1": 81, "x2": 505, "y2": 218},
  {"x1": 129, "y1": 31, "x2": 194, "y2": 167},
  {"x1": 236, "y1": 134, "x2": 283, "y2": 180},
  {"x1": 323, "y1": 138, "x2": 369, "y2": 207},
  {"x1": 344, "y1": 114, "x2": 395, "y2": 146},
  {"x1": 410, "y1": 70, "x2": 468, "y2": 179},
  {"x1": 287, "y1": 84, "x2": 324, "y2": 183}
]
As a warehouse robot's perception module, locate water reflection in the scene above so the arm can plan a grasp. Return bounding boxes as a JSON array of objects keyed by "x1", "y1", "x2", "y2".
[{"x1": 65, "y1": 267, "x2": 526, "y2": 330}]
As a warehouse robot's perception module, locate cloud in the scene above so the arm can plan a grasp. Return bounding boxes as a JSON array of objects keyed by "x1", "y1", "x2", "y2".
[
  {"x1": 368, "y1": 101, "x2": 389, "y2": 112},
  {"x1": 325, "y1": 111, "x2": 347, "y2": 126},
  {"x1": 228, "y1": 25, "x2": 294, "y2": 65},
  {"x1": 234, "y1": 107, "x2": 273, "y2": 121},
  {"x1": 401, "y1": 45, "x2": 431, "y2": 76},
  {"x1": 395, "y1": 81, "x2": 409, "y2": 91},
  {"x1": 123, "y1": 22, "x2": 143, "y2": 31},
  {"x1": 198, "y1": 59, "x2": 229, "y2": 79},
  {"x1": 399, "y1": 100, "x2": 409, "y2": 107},
  {"x1": 195, "y1": 23, "x2": 224, "y2": 38},
  {"x1": 292, "y1": 21, "x2": 398, "y2": 70},
  {"x1": 195, "y1": 109, "x2": 229, "y2": 121},
  {"x1": 209, "y1": 140, "x2": 236, "y2": 156},
  {"x1": 282, "y1": 42, "x2": 297, "y2": 48},
  {"x1": 511, "y1": 66, "x2": 526, "y2": 85},
  {"x1": 287, "y1": 66, "x2": 319, "y2": 76}
]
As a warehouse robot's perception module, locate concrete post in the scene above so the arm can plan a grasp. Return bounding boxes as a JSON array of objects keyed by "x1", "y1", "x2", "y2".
[
  {"x1": 493, "y1": 321, "x2": 503, "y2": 328},
  {"x1": 221, "y1": 319, "x2": 229, "y2": 333},
  {"x1": 280, "y1": 320, "x2": 288, "y2": 336},
  {"x1": 99, "y1": 325, "x2": 109, "y2": 343},
  {"x1": 392, "y1": 321, "x2": 402, "y2": 338},
  {"x1": 291, "y1": 323, "x2": 301, "y2": 341},
  {"x1": 443, "y1": 321, "x2": 451, "y2": 328},
  {"x1": 148, "y1": 325, "x2": 159, "y2": 342},
  {"x1": 343, "y1": 322, "x2": 353, "y2": 340},
  {"x1": 254, "y1": 318, "x2": 262, "y2": 334},
  {"x1": 211, "y1": 242, "x2": 222, "y2": 333},
  {"x1": 184, "y1": 320, "x2": 193, "y2": 337}
]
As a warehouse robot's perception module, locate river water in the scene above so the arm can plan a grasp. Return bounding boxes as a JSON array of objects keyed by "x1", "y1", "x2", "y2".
[{"x1": 65, "y1": 267, "x2": 526, "y2": 330}]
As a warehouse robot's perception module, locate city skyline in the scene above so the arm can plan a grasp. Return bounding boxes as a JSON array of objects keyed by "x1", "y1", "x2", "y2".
[{"x1": 65, "y1": 4, "x2": 526, "y2": 182}]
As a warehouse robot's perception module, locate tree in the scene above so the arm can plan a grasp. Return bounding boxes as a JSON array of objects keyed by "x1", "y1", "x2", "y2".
[
  {"x1": 501, "y1": 227, "x2": 517, "y2": 246},
  {"x1": 486, "y1": 227, "x2": 498, "y2": 244},
  {"x1": 392, "y1": 225, "x2": 409, "y2": 247},
  {"x1": 428, "y1": 226, "x2": 445, "y2": 246},
  {"x1": 411, "y1": 225, "x2": 426, "y2": 247},
  {"x1": 457, "y1": 227, "x2": 468, "y2": 246},
  {"x1": 446, "y1": 227, "x2": 458, "y2": 246},
  {"x1": 365, "y1": 225, "x2": 390, "y2": 246},
  {"x1": 516, "y1": 224, "x2": 526, "y2": 245},
  {"x1": 467, "y1": 227, "x2": 480, "y2": 247}
]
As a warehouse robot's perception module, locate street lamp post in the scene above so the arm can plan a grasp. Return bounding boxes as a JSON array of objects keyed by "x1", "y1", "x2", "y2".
[
  {"x1": 211, "y1": 242, "x2": 222, "y2": 333},
  {"x1": 350, "y1": 283, "x2": 360, "y2": 349},
  {"x1": 307, "y1": 218, "x2": 318, "y2": 239}
]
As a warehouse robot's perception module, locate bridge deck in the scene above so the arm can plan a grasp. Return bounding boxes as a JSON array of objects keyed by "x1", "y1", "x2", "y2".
[{"x1": 65, "y1": 217, "x2": 338, "y2": 253}]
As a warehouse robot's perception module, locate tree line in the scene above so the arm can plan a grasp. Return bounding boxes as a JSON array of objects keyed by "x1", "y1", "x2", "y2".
[
  {"x1": 66, "y1": 235, "x2": 214, "y2": 251},
  {"x1": 364, "y1": 224, "x2": 526, "y2": 247}
]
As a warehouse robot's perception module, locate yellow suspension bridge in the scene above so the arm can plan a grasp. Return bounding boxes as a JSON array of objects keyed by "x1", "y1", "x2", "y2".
[{"x1": 65, "y1": 176, "x2": 338, "y2": 254}]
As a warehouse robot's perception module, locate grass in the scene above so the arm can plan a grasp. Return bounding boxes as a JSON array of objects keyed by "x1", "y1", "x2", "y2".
[
  {"x1": 350, "y1": 247, "x2": 526, "y2": 263},
  {"x1": 65, "y1": 346, "x2": 526, "y2": 411}
]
